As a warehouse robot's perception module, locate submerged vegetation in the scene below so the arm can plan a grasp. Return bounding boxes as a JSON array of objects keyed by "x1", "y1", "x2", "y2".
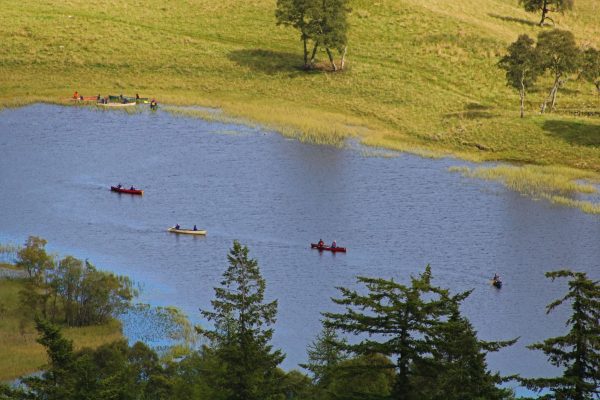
[{"x1": 449, "y1": 164, "x2": 600, "y2": 214}]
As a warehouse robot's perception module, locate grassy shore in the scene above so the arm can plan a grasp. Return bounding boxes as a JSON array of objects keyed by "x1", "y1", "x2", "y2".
[
  {"x1": 0, "y1": 277, "x2": 123, "y2": 382},
  {"x1": 1, "y1": 0, "x2": 599, "y2": 210}
]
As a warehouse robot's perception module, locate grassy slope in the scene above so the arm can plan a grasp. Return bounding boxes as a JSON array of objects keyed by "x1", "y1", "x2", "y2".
[
  {"x1": 0, "y1": 0, "x2": 599, "y2": 169},
  {"x1": 0, "y1": 278, "x2": 123, "y2": 381}
]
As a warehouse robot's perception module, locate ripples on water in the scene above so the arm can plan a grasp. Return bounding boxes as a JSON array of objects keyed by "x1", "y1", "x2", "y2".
[{"x1": 1, "y1": 104, "x2": 599, "y2": 395}]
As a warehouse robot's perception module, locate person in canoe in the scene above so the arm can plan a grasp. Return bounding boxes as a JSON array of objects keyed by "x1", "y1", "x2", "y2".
[
  {"x1": 117, "y1": 183, "x2": 122, "y2": 189},
  {"x1": 318, "y1": 238, "x2": 324, "y2": 247},
  {"x1": 193, "y1": 225, "x2": 197, "y2": 231},
  {"x1": 150, "y1": 99, "x2": 158, "y2": 110},
  {"x1": 130, "y1": 186, "x2": 135, "y2": 190},
  {"x1": 73, "y1": 91, "x2": 79, "y2": 99},
  {"x1": 175, "y1": 224, "x2": 180, "y2": 230},
  {"x1": 331, "y1": 240, "x2": 337, "y2": 248},
  {"x1": 493, "y1": 273, "x2": 500, "y2": 282}
]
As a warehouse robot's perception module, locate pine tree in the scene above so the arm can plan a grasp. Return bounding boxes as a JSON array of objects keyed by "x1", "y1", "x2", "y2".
[
  {"x1": 499, "y1": 34, "x2": 540, "y2": 118},
  {"x1": 300, "y1": 323, "x2": 348, "y2": 387},
  {"x1": 198, "y1": 241, "x2": 285, "y2": 400},
  {"x1": 322, "y1": 266, "x2": 452, "y2": 399},
  {"x1": 412, "y1": 297, "x2": 517, "y2": 400},
  {"x1": 522, "y1": 270, "x2": 600, "y2": 400}
]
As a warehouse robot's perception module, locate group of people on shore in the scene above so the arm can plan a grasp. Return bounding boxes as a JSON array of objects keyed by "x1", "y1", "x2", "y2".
[{"x1": 72, "y1": 91, "x2": 158, "y2": 109}]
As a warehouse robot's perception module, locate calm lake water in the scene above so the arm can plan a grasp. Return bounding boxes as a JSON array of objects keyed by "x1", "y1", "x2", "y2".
[{"x1": 1, "y1": 104, "x2": 599, "y2": 392}]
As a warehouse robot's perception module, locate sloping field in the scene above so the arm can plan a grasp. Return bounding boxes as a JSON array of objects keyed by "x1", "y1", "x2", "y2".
[{"x1": 0, "y1": 0, "x2": 599, "y2": 170}]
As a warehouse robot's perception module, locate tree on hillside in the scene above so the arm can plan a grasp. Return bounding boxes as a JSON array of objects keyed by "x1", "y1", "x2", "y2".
[
  {"x1": 276, "y1": 0, "x2": 350, "y2": 71},
  {"x1": 519, "y1": 0, "x2": 574, "y2": 26},
  {"x1": 521, "y1": 270, "x2": 600, "y2": 400},
  {"x1": 276, "y1": 0, "x2": 319, "y2": 69},
  {"x1": 536, "y1": 29, "x2": 580, "y2": 113},
  {"x1": 499, "y1": 34, "x2": 540, "y2": 117},
  {"x1": 198, "y1": 241, "x2": 284, "y2": 400},
  {"x1": 581, "y1": 47, "x2": 600, "y2": 98},
  {"x1": 17, "y1": 236, "x2": 54, "y2": 280}
]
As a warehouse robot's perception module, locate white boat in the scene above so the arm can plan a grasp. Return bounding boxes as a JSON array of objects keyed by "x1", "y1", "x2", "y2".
[{"x1": 167, "y1": 227, "x2": 207, "y2": 235}]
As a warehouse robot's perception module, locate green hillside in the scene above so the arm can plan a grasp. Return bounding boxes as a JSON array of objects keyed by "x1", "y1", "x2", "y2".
[{"x1": 1, "y1": 0, "x2": 599, "y2": 170}]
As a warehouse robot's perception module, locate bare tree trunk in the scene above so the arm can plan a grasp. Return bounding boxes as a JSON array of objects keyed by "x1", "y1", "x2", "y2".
[
  {"x1": 303, "y1": 35, "x2": 308, "y2": 69},
  {"x1": 550, "y1": 77, "x2": 563, "y2": 111},
  {"x1": 541, "y1": 75, "x2": 560, "y2": 114},
  {"x1": 520, "y1": 76, "x2": 525, "y2": 118},
  {"x1": 310, "y1": 42, "x2": 319, "y2": 66},
  {"x1": 340, "y1": 46, "x2": 347, "y2": 70},
  {"x1": 325, "y1": 47, "x2": 337, "y2": 71},
  {"x1": 539, "y1": 0, "x2": 548, "y2": 26}
]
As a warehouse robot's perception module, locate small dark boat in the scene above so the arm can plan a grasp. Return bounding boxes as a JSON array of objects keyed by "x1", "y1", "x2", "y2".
[
  {"x1": 492, "y1": 279, "x2": 502, "y2": 289},
  {"x1": 111, "y1": 186, "x2": 143, "y2": 195},
  {"x1": 311, "y1": 243, "x2": 347, "y2": 253}
]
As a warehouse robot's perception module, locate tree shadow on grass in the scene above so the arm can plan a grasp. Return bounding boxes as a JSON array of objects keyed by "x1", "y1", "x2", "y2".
[
  {"x1": 228, "y1": 49, "x2": 314, "y2": 76},
  {"x1": 488, "y1": 13, "x2": 537, "y2": 27},
  {"x1": 444, "y1": 103, "x2": 496, "y2": 120},
  {"x1": 543, "y1": 119, "x2": 600, "y2": 147}
]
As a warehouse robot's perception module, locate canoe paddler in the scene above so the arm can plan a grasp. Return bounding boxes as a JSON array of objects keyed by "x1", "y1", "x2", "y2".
[
  {"x1": 331, "y1": 240, "x2": 337, "y2": 248},
  {"x1": 175, "y1": 224, "x2": 180, "y2": 230},
  {"x1": 318, "y1": 238, "x2": 324, "y2": 247},
  {"x1": 193, "y1": 225, "x2": 197, "y2": 231},
  {"x1": 73, "y1": 91, "x2": 79, "y2": 99}
]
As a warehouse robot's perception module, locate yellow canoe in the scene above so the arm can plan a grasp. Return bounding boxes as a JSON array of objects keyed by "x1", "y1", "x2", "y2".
[{"x1": 167, "y1": 227, "x2": 207, "y2": 235}]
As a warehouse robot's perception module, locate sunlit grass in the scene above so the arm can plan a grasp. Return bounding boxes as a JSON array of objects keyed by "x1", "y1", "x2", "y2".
[
  {"x1": 0, "y1": 278, "x2": 123, "y2": 382},
  {"x1": 449, "y1": 164, "x2": 600, "y2": 214}
]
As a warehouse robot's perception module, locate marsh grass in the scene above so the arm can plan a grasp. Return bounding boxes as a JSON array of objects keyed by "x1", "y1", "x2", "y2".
[
  {"x1": 0, "y1": 278, "x2": 123, "y2": 382},
  {"x1": 449, "y1": 164, "x2": 600, "y2": 214}
]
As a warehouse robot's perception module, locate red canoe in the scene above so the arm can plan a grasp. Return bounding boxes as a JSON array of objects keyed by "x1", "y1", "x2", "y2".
[
  {"x1": 111, "y1": 186, "x2": 144, "y2": 195},
  {"x1": 311, "y1": 243, "x2": 347, "y2": 253}
]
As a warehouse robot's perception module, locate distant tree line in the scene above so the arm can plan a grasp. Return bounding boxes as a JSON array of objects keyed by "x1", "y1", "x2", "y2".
[
  {"x1": 499, "y1": 29, "x2": 600, "y2": 117},
  {"x1": 275, "y1": 0, "x2": 350, "y2": 71},
  {"x1": 1, "y1": 241, "x2": 599, "y2": 400},
  {"x1": 12, "y1": 236, "x2": 135, "y2": 327}
]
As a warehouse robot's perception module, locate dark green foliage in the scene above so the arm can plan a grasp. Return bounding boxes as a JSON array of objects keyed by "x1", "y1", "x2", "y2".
[
  {"x1": 9, "y1": 319, "x2": 172, "y2": 400},
  {"x1": 198, "y1": 241, "x2": 285, "y2": 400},
  {"x1": 536, "y1": 29, "x2": 581, "y2": 113},
  {"x1": 323, "y1": 266, "x2": 516, "y2": 400},
  {"x1": 411, "y1": 303, "x2": 517, "y2": 400},
  {"x1": 300, "y1": 324, "x2": 348, "y2": 386},
  {"x1": 499, "y1": 34, "x2": 540, "y2": 117},
  {"x1": 581, "y1": 47, "x2": 600, "y2": 96},
  {"x1": 327, "y1": 354, "x2": 395, "y2": 400},
  {"x1": 275, "y1": 0, "x2": 350, "y2": 70},
  {"x1": 518, "y1": 0, "x2": 574, "y2": 26},
  {"x1": 522, "y1": 270, "x2": 600, "y2": 400}
]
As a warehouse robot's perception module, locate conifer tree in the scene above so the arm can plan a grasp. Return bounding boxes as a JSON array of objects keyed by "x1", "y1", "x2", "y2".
[
  {"x1": 322, "y1": 266, "x2": 451, "y2": 399},
  {"x1": 522, "y1": 270, "x2": 600, "y2": 400},
  {"x1": 499, "y1": 34, "x2": 540, "y2": 117},
  {"x1": 300, "y1": 323, "x2": 348, "y2": 387},
  {"x1": 412, "y1": 297, "x2": 517, "y2": 400},
  {"x1": 198, "y1": 241, "x2": 285, "y2": 400}
]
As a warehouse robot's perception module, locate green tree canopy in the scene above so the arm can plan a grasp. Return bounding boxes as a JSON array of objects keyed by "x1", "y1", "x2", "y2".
[
  {"x1": 198, "y1": 241, "x2": 285, "y2": 400},
  {"x1": 522, "y1": 270, "x2": 600, "y2": 400},
  {"x1": 536, "y1": 29, "x2": 581, "y2": 113},
  {"x1": 519, "y1": 0, "x2": 574, "y2": 26},
  {"x1": 581, "y1": 47, "x2": 600, "y2": 96},
  {"x1": 499, "y1": 34, "x2": 540, "y2": 117}
]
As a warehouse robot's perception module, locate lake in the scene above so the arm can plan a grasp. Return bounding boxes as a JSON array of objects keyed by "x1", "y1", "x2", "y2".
[{"x1": 1, "y1": 104, "x2": 599, "y2": 393}]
